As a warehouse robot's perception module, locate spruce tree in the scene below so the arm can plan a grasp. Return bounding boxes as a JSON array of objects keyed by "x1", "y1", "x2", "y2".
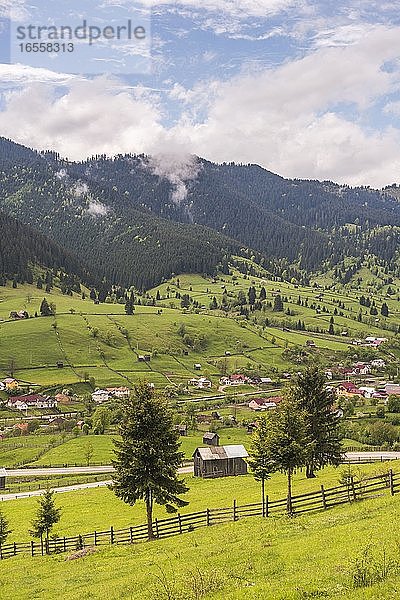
[
  {"x1": 273, "y1": 294, "x2": 284, "y2": 312},
  {"x1": 263, "y1": 398, "x2": 309, "y2": 514},
  {"x1": 40, "y1": 298, "x2": 52, "y2": 316},
  {"x1": 30, "y1": 488, "x2": 61, "y2": 551},
  {"x1": 112, "y1": 383, "x2": 189, "y2": 540},
  {"x1": 248, "y1": 417, "x2": 272, "y2": 516},
  {"x1": 0, "y1": 509, "x2": 12, "y2": 549},
  {"x1": 287, "y1": 366, "x2": 342, "y2": 479}
]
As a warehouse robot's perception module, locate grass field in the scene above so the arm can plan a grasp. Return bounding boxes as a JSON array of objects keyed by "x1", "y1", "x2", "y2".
[
  {"x1": 2, "y1": 479, "x2": 400, "y2": 599},
  {"x1": 0, "y1": 266, "x2": 397, "y2": 393},
  {"x1": 0, "y1": 434, "x2": 65, "y2": 466},
  {"x1": 1, "y1": 461, "x2": 391, "y2": 541}
]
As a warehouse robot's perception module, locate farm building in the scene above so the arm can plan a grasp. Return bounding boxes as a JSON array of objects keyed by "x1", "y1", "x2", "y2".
[
  {"x1": 203, "y1": 432, "x2": 220, "y2": 446},
  {"x1": 193, "y1": 445, "x2": 248, "y2": 478}
]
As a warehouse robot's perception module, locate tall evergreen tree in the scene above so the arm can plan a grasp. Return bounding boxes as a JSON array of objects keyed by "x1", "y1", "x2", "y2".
[
  {"x1": 248, "y1": 417, "x2": 272, "y2": 516},
  {"x1": 273, "y1": 294, "x2": 284, "y2": 312},
  {"x1": 39, "y1": 297, "x2": 52, "y2": 316},
  {"x1": 0, "y1": 509, "x2": 12, "y2": 550},
  {"x1": 30, "y1": 488, "x2": 61, "y2": 551},
  {"x1": 286, "y1": 367, "x2": 342, "y2": 479},
  {"x1": 262, "y1": 398, "x2": 309, "y2": 514},
  {"x1": 112, "y1": 383, "x2": 189, "y2": 540},
  {"x1": 248, "y1": 286, "x2": 256, "y2": 306}
]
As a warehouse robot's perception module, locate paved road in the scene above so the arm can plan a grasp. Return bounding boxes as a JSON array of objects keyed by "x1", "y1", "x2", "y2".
[
  {"x1": 344, "y1": 451, "x2": 400, "y2": 463},
  {"x1": 0, "y1": 466, "x2": 193, "y2": 501},
  {"x1": 5, "y1": 465, "x2": 115, "y2": 477}
]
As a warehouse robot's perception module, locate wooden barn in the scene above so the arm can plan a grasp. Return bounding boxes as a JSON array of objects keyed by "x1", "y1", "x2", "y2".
[
  {"x1": 193, "y1": 445, "x2": 248, "y2": 478},
  {"x1": 203, "y1": 432, "x2": 219, "y2": 446}
]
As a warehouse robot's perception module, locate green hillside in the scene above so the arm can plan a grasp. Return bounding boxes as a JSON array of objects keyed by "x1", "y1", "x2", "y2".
[
  {"x1": 0, "y1": 262, "x2": 399, "y2": 393},
  {"x1": 2, "y1": 488, "x2": 400, "y2": 599}
]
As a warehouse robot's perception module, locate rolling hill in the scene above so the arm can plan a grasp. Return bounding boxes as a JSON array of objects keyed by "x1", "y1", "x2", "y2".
[{"x1": 0, "y1": 137, "x2": 400, "y2": 290}]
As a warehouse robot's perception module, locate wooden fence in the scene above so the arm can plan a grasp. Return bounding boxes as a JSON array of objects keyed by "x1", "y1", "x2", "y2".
[{"x1": 1, "y1": 469, "x2": 399, "y2": 560}]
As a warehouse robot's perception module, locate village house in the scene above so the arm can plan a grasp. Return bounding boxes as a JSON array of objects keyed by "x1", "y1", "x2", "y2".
[
  {"x1": 188, "y1": 377, "x2": 212, "y2": 389},
  {"x1": 358, "y1": 387, "x2": 377, "y2": 399},
  {"x1": 91, "y1": 389, "x2": 110, "y2": 404},
  {"x1": 7, "y1": 394, "x2": 58, "y2": 411},
  {"x1": 248, "y1": 397, "x2": 282, "y2": 411},
  {"x1": 9, "y1": 310, "x2": 29, "y2": 320},
  {"x1": 364, "y1": 337, "x2": 388, "y2": 347},
  {"x1": 385, "y1": 383, "x2": 400, "y2": 396},
  {"x1": 353, "y1": 362, "x2": 372, "y2": 375},
  {"x1": 371, "y1": 359, "x2": 386, "y2": 369},
  {"x1": 3, "y1": 378, "x2": 18, "y2": 391},
  {"x1": 55, "y1": 393, "x2": 71, "y2": 404},
  {"x1": 106, "y1": 387, "x2": 130, "y2": 399},
  {"x1": 337, "y1": 382, "x2": 364, "y2": 397},
  {"x1": 193, "y1": 445, "x2": 248, "y2": 478}
]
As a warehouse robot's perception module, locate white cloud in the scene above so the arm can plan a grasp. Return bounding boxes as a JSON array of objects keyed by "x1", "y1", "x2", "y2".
[
  {"x1": 2, "y1": 26, "x2": 400, "y2": 187},
  {"x1": 0, "y1": 64, "x2": 76, "y2": 86},
  {"x1": 87, "y1": 200, "x2": 109, "y2": 217},
  {"x1": 146, "y1": 153, "x2": 200, "y2": 204}
]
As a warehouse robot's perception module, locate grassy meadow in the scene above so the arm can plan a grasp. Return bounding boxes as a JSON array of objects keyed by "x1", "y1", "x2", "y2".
[
  {"x1": 1, "y1": 461, "x2": 393, "y2": 540},
  {"x1": 2, "y1": 482, "x2": 400, "y2": 599},
  {"x1": 0, "y1": 265, "x2": 398, "y2": 394}
]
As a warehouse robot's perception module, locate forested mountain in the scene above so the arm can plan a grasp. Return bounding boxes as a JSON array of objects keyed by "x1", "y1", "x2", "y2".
[
  {"x1": 0, "y1": 211, "x2": 95, "y2": 285},
  {"x1": 0, "y1": 137, "x2": 399, "y2": 289}
]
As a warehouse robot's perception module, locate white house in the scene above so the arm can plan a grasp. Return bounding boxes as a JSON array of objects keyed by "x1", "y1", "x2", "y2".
[
  {"x1": 91, "y1": 389, "x2": 110, "y2": 404},
  {"x1": 8, "y1": 394, "x2": 57, "y2": 411},
  {"x1": 359, "y1": 387, "x2": 376, "y2": 399},
  {"x1": 188, "y1": 378, "x2": 212, "y2": 389},
  {"x1": 106, "y1": 387, "x2": 130, "y2": 399},
  {"x1": 385, "y1": 383, "x2": 400, "y2": 396},
  {"x1": 371, "y1": 359, "x2": 386, "y2": 369},
  {"x1": 249, "y1": 397, "x2": 282, "y2": 411}
]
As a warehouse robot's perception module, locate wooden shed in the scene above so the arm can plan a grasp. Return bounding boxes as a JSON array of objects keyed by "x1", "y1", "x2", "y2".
[
  {"x1": 193, "y1": 445, "x2": 248, "y2": 478},
  {"x1": 0, "y1": 468, "x2": 6, "y2": 490},
  {"x1": 203, "y1": 432, "x2": 220, "y2": 446}
]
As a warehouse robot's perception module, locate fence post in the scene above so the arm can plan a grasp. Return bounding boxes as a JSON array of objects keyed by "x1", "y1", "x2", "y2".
[
  {"x1": 110, "y1": 526, "x2": 114, "y2": 544},
  {"x1": 350, "y1": 476, "x2": 357, "y2": 502},
  {"x1": 178, "y1": 513, "x2": 183, "y2": 534},
  {"x1": 206, "y1": 508, "x2": 211, "y2": 527},
  {"x1": 0, "y1": 544, "x2": 2, "y2": 560},
  {"x1": 129, "y1": 527, "x2": 133, "y2": 544},
  {"x1": 63, "y1": 537, "x2": 66, "y2": 553},
  {"x1": 265, "y1": 495, "x2": 269, "y2": 517},
  {"x1": 155, "y1": 519, "x2": 159, "y2": 538},
  {"x1": 233, "y1": 499, "x2": 237, "y2": 522},
  {"x1": 31, "y1": 541, "x2": 34, "y2": 557},
  {"x1": 13, "y1": 542, "x2": 17, "y2": 556},
  {"x1": 321, "y1": 485, "x2": 327, "y2": 510},
  {"x1": 389, "y1": 470, "x2": 395, "y2": 496},
  {"x1": 94, "y1": 531, "x2": 97, "y2": 546}
]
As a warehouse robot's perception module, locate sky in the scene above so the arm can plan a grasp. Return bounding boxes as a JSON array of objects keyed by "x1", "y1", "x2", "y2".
[{"x1": 1, "y1": 0, "x2": 400, "y2": 187}]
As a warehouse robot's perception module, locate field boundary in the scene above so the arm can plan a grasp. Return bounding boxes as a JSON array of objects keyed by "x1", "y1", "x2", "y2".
[{"x1": 0, "y1": 469, "x2": 398, "y2": 560}]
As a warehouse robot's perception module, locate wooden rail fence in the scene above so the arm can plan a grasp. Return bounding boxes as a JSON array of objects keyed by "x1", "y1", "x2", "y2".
[{"x1": 0, "y1": 469, "x2": 398, "y2": 560}]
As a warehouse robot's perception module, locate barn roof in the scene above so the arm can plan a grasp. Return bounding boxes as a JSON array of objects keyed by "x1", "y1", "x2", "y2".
[
  {"x1": 203, "y1": 432, "x2": 219, "y2": 440},
  {"x1": 193, "y1": 445, "x2": 248, "y2": 461}
]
